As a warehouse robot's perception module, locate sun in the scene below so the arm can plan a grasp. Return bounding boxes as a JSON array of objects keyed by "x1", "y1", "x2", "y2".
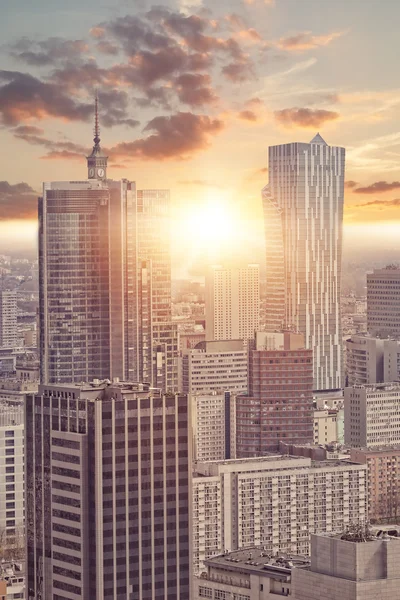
[{"x1": 177, "y1": 192, "x2": 239, "y2": 259}]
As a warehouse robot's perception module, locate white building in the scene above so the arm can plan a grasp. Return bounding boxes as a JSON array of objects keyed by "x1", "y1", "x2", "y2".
[
  {"x1": 313, "y1": 409, "x2": 341, "y2": 445},
  {"x1": 345, "y1": 334, "x2": 384, "y2": 386},
  {"x1": 0, "y1": 403, "x2": 24, "y2": 552},
  {"x1": 266, "y1": 135, "x2": 345, "y2": 390},
  {"x1": 0, "y1": 292, "x2": 17, "y2": 349},
  {"x1": 344, "y1": 383, "x2": 400, "y2": 447},
  {"x1": 192, "y1": 392, "x2": 236, "y2": 462},
  {"x1": 205, "y1": 265, "x2": 260, "y2": 342},
  {"x1": 383, "y1": 339, "x2": 400, "y2": 382},
  {"x1": 180, "y1": 340, "x2": 248, "y2": 395},
  {"x1": 193, "y1": 455, "x2": 367, "y2": 575}
]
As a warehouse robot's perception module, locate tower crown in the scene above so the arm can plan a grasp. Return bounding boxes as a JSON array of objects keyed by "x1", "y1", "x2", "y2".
[{"x1": 87, "y1": 93, "x2": 108, "y2": 180}]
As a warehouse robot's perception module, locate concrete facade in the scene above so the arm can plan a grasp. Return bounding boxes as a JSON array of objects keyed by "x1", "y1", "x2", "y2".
[
  {"x1": 367, "y1": 267, "x2": 400, "y2": 338},
  {"x1": 293, "y1": 532, "x2": 400, "y2": 600},
  {"x1": 344, "y1": 383, "x2": 400, "y2": 447},
  {"x1": 345, "y1": 335, "x2": 384, "y2": 386},
  {"x1": 192, "y1": 392, "x2": 235, "y2": 462}
]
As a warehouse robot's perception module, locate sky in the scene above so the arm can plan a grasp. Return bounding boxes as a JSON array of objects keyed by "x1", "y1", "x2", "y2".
[{"x1": 1, "y1": 0, "x2": 400, "y2": 276}]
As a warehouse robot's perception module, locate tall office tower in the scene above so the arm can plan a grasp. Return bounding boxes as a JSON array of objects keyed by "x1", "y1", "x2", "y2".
[
  {"x1": 0, "y1": 291, "x2": 17, "y2": 348},
  {"x1": 205, "y1": 265, "x2": 260, "y2": 342},
  {"x1": 344, "y1": 383, "x2": 400, "y2": 447},
  {"x1": 266, "y1": 135, "x2": 345, "y2": 389},
  {"x1": 367, "y1": 266, "x2": 400, "y2": 337},
  {"x1": 236, "y1": 332, "x2": 314, "y2": 457},
  {"x1": 135, "y1": 190, "x2": 177, "y2": 391},
  {"x1": 292, "y1": 531, "x2": 400, "y2": 600},
  {"x1": 180, "y1": 339, "x2": 248, "y2": 395},
  {"x1": 39, "y1": 101, "x2": 177, "y2": 390},
  {"x1": 262, "y1": 185, "x2": 285, "y2": 331},
  {"x1": 26, "y1": 381, "x2": 191, "y2": 600},
  {"x1": 0, "y1": 402, "x2": 24, "y2": 552}
]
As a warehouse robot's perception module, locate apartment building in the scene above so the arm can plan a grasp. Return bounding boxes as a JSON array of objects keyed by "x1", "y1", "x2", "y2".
[
  {"x1": 193, "y1": 455, "x2": 367, "y2": 575},
  {"x1": 344, "y1": 383, "x2": 400, "y2": 447},
  {"x1": 192, "y1": 392, "x2": 235, "y2": 462}
]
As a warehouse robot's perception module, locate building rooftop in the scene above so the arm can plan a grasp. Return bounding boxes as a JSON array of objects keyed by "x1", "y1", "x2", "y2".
[
  {"x1": 204, "y1": 547, "x2": 310, "y2": 578},
  {"x1": 349, "y1": 382, "x2": 400, "y2": 392}
]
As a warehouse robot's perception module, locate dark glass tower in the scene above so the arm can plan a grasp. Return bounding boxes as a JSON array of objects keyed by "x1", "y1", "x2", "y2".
[{"x1": 26, "y1": 381, "x2": 191, "y2": 599}]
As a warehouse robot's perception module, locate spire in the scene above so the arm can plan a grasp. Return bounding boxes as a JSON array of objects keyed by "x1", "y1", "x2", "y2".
[
  {"x1": 310, "y1": 132, "x2": 327, "y2": 145},
  {"x1": 93, "y1": 92, "x2": 100, "y2": 148}
]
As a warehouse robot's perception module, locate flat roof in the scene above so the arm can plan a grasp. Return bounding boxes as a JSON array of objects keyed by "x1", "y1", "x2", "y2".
[{"x1": 205, "y1": 547, "x2": 310, "y2": 578}]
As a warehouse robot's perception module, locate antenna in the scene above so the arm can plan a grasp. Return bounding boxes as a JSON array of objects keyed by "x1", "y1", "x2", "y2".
[{"x1": 94, "y1": 91, "x2": 100, "y2": 146}]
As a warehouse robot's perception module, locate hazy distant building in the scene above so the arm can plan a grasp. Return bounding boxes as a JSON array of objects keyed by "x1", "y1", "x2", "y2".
[
  {"x1": 383, "y1": 338, "x2": 400, "y2": 381},
  {"x1": 367, "y1": 267, "x2": 400, "y2": 338},
  {"x1": 192, "y1": 392, "x2": 235, "y2": 462},
  {"x1": 180, "y1": 339, "x2": 248, "y2": 395},
  {"x1": 26, "y1": 381, "x2": 191, "y2": 600},
  {"x1": 205, "y1": 265, "x2": 260, "y2": 342},
  {"x1": 0, "y1": 403, "x2": 24, "y2": 552},
  {"x1": 236, "y1": 332, "x2": 314, "y2": 456},
  {"x1": 292, "y1": 531, "x2": 400, "y2": 600},
  {"x1": 193, "y1": 455, "x2": 367, "y2": 575},
  {"x1": 0, "y1": 291, "x2": 17, "y2": 349},
  {"x1": 266, "y1": 135, "x2": 345, "y2": 389},
  {"x1": 344, "y1": 383, "x2": 400, "y2": 447}
]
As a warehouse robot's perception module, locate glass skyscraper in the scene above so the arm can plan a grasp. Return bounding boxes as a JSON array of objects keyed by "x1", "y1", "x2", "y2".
[{"x1": 265, "y1": 134, "x2": 345, "y2": 389}]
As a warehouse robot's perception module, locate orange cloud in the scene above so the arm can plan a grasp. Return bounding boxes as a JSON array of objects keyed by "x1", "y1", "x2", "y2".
[
  {"x1": 274, "y1": 107, "x2": 339, "y2": 128},
  {"x1": 354, "y1": 181, "x2": 400, "y2": 194},
  {"x1": 278, "y1": 30, "x2": 345, "y2": 51}
]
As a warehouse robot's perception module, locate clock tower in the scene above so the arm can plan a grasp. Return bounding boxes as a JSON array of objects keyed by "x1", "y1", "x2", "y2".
[{"x1": 87, "y1": 94, "x2": 108, "y2": 180}]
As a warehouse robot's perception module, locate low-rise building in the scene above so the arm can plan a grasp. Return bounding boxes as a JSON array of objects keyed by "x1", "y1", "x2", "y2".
[
  {"x1": 193, "y1": 547, "x2": 310, "y2": 600},
  {"x1": 292, "y1": 529, "x2": 400, "y2": 600},
  {"x1": 0, "y1": 560, "x2": 25, "y2": 599}
]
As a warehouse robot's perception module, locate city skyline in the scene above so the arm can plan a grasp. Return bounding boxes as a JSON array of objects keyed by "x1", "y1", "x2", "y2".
[{"x1": 1, "y1": 0, "x2": 400, "y2": 277}]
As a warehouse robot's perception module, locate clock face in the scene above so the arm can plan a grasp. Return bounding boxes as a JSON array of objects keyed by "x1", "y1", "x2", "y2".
[
  {"x1": 97, "y1": 168, "x2": 105, "y2": 178},
  {"x1": 88, "y1": 168, "x2": 95, "y2": 178}
]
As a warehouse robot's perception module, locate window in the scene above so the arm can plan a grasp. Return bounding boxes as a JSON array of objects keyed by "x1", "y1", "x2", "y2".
[{"x1": 198, "y1": 587, "x2": 212, "y2": 599}]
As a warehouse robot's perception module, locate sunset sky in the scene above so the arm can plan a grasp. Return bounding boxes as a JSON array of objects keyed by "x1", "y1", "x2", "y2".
[{"x1": 1, "y1": 0, "x2": 400, "y2": 274}]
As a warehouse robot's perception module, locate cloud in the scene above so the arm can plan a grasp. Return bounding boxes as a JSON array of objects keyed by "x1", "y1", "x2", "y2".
[
  {"x1": 238, "y1": 110, "x2": 258, "y2": 121},
  {"x1": 354, "y1": 181, "x2": 400, "y2": 194},
  {"x1": 175, "y1": 73, "x2": 218, "y2": 107},
  {"x1": 0, "y1": 181, "x2": 38, "y2": 221},
  {"x1": 13, "y1": 127, "x2": 87, "y2": 160},
  {"x1": 9, "y1": 37, "x2": 89, "y2": 66},
  {"x1": 345, "y1": 180, "x2": 358, "y2": 189},
  {"x1": 358, "y1": 198, "x2": 400, "y2": 209},
  {"x1": 274, "y1": 107, "x2": 339, "y2": 128},
  {"x1": 278, "y1": 30, "x2": 345, "y2": 51},
  {"x1": 222, "y1": 57, "x2": 254, "y2": 82},
  {"x1": 108, "y1": 111, "x2": 224, "y2": 161},
  {"x1": 0, "y1": 70, "x2": 92, "y2": 125}
]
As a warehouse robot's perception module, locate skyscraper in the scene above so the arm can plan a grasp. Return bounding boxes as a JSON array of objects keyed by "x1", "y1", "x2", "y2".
[
  {"x1": 39, "y1": 99, "x2": 176, "y2": 389},
  {"x1": 26, "y1": 381, "x2": 191, "y2": 599},
  {"x1": 265, "y1": 134, "x2": 345, "y2": 389},
  {"x1": 236, "y1": 331, "x2": 314, "y2": 456},
  {"x1": 205, "y1": 264, "x2": 260, "y2": 342}
]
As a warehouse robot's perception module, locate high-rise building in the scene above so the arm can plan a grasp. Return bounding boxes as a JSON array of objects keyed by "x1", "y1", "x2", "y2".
[
  {"x1": 292, "y1": 531, "x2": 400, "y2": 600},
  {"x1": 193, "y1": 455, "x2": 367, "y2": 575},
  {"x1": 26, "y1": 380, "x2": 191, "y2": 600},
  {"x1": 0, "y1": 402, "x2": 24, "y2": 553},
  {"x1": 205, "y1": 265, "x2": 260, "y2": 342},
  {"x1": 265, "y1": 134, "x2": 345, "y2": 389},
  {"x1": 39, "y1": 101, "x2": 177, "y2": 390},
  {"x1": 0, "y1": 291, "x2": 17, "y2": 348},
  {"x1": 192, "y1": 391, "x2": 236, "y2": 462},
  {"x1": 367, "y1": 267, "x2": 400, "y2": 338},
  {"x1": 180, "y1": 339, "x2": 248, "y2": 395},
  {"x1": 236, "y1": 332, "x2": 314, "y2": 456},
  {"x1": 383, "y1": 338, "x2": 400, "y2": 381},
  {"x1": 344, "y1": 383, "x2": 400, "y2": 447}
]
